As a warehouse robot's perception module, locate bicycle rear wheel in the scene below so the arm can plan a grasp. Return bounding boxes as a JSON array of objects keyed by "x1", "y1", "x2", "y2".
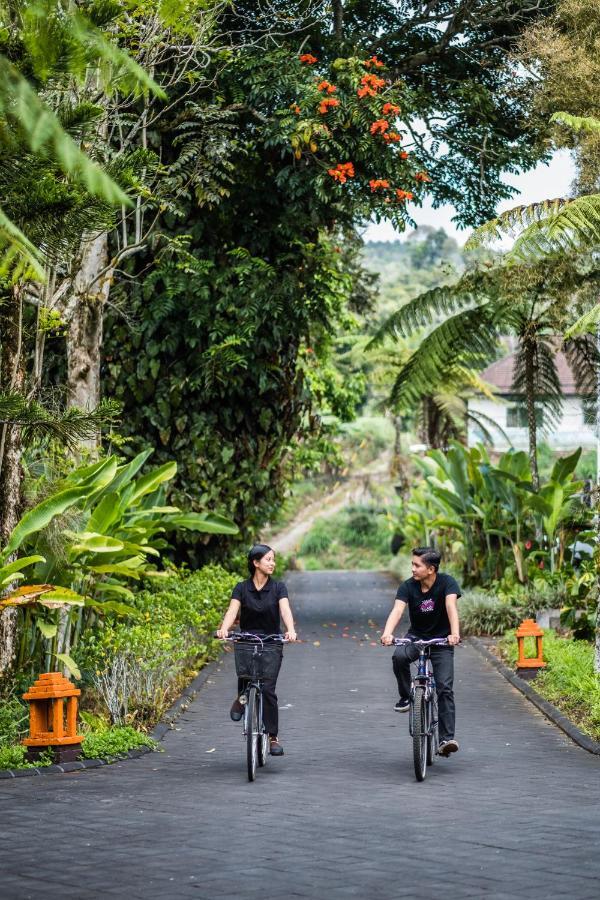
[
  {"x1": 257, "y1": 692, "x2": 268, "y2": 767},
  {"x1": 412, "y1": 686, "x2": 428, "y2": 782},
  {"x1": 246, "y1": 686, "x2": 259, "y2": 781},
  {"x1": 427, "y1": 691, "x2": 439, "y2": 765}
]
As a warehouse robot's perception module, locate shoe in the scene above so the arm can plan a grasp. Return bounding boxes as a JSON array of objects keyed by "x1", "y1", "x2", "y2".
[
  {"x1": 269, "y1": 737, "x2": 284, "y2": 756},
  {"x1": 438, "y1": 739, "x2": 459, "y2": 756},
  {"x1": 230, "y1": 697, "x2": 244, "y2": 721},
  {"x1": 394, "y1": 699, "x2": 410, "y2": 713}
]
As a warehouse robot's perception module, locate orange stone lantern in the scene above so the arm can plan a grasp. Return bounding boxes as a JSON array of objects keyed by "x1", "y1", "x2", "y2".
[
  {"x1": 22, "y1": 672, "x2": 83, "y2": 763},
  {"x1": 515, "y1": 619, "x2": 546, "y2": 680}
]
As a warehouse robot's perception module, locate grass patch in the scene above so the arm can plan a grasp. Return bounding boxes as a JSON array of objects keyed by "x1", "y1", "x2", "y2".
[
  {"x1": 81, "y1": 725, "x2": 157, "y2": 760},
  {"x1": 498, "y1": 630, "x2": 600, "y2": 741},
  {"x1": 297, "y1": 504, "x2": 393, "y2": 570}
]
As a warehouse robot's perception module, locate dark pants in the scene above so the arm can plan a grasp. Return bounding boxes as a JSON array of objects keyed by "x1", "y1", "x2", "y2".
[
  {"x1": 237, "y1": 676, "x2": 280, "y2": 736},
  {"x1": 392, "y1": 644, "x2": 456, "y2": 741}
]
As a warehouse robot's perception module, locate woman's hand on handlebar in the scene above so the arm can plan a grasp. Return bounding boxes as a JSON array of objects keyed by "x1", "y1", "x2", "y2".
[
  {"x1": 285, "y1": 629, "x2": 297, "y2": 642},
  {"x1": 380, "y1": 633, "x2": 394, "y2": 646},
  {"x1": 447, "y1": 633, "x2": 461, "y2": 646},
  {"x1": 216, "y1": 626, "x2": 229, "y2": 639}
]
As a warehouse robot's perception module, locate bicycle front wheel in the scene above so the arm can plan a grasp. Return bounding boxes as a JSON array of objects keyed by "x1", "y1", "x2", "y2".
[
  {"x1": 427, "y1": 691, "x2": 439, "y2": 766},
  {"x1": 257, "y1": 693, "x2": 268, "y2": 767},
  {"x1": 246, "y1": 686, "x2": 259, "y2": 782},
  {"x1": 412, "y1": 686, "x2": 428, "y2": 782}
]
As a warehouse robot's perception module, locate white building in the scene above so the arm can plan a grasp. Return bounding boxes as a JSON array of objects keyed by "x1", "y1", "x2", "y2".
[{"x1": 468, "y1": 350, "x2": 597, "y2": 451}]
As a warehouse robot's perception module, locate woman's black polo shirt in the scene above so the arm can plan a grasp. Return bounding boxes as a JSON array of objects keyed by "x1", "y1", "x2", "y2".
[{"x1": 231, "y1": 577, "x2": 288, "y2": 635}]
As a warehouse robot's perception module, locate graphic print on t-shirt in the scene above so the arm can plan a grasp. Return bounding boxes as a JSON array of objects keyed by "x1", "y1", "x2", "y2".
[{"x1": 420, "y1": 598, "x2": 435, "y2": 613}]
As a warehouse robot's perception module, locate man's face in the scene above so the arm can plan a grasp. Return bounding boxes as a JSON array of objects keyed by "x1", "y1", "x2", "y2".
[{"x1": 411, "y1": 555, "x2": 435, "y2": 582}]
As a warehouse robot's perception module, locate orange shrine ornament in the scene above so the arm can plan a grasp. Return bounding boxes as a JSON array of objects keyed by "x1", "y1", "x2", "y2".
[
  {"x1": 515, "y1": 619, "x2": 546, "y2": 680},
  {"x1": 22, "y1": 672, "x2": 83, "y2": 763}
]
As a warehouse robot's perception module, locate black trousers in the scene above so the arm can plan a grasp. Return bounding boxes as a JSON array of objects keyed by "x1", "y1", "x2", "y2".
[
  {"x1": 392, "y1": 644, "x2": 455, "y2": 742},
  {"x1": 237, "y1": 647, "x2": 283, "y2": 737}
]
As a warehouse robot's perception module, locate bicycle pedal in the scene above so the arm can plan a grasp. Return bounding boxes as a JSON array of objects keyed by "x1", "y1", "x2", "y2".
[{"x1": 239, "y1": 695, "x2": 247, "y2": 705}]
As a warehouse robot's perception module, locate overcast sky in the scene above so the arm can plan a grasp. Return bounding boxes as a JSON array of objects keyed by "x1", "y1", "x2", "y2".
[{"x1": 362, "y1": 149, "x2": 575, "y2": 244}]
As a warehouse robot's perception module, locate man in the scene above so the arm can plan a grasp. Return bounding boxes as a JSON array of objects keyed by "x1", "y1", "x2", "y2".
[{"x1": 381, "y1": 546, "x2": 461, "y2": 757}]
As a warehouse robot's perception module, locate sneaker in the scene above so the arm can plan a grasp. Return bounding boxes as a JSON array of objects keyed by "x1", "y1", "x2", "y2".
[
  {"x1": 438, "y1": 739, "x2": 459, "y2": 756},
  {"x1": 229, "y1": 697, "x2": 244, "y2": 721},
  {"x1": 394, "y1": 699, "x2": 410, "y2": 713},
  {"x1": 269, "y1": 737, "x2": 284, "y2": 756}
]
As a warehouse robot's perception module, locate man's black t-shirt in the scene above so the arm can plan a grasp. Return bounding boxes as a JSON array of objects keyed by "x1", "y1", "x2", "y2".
[
  {"x1": 395, "y1": 572, "x2": 461, "y2": 638},
  {"x1": 231, "y1": 577, "x2": 288, "y2": 635}
]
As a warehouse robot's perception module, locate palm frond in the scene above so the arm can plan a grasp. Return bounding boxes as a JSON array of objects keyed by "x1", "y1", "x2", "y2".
[
  {"x1": 564, "y1": 304, "x2": 600, "y2": 337},
  {"x1": 507, "y1": 195, "x2": 600, "y2": 262},
  {"x1": 563, "y1": 335, "x2": 599, "y2": 395}
]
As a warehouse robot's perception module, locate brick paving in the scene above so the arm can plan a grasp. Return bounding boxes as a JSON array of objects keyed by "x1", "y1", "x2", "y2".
[{"x1": 1, "y1": 569, "x2": 600, "y2": 900}]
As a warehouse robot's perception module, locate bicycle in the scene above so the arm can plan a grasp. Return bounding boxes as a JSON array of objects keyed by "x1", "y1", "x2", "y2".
[
  {"x1": 219, "y1": 631, "x2": 287, "y2": 782},
  {"x1": 389, "y1": 637, "x2": 449, "y2": 782}
]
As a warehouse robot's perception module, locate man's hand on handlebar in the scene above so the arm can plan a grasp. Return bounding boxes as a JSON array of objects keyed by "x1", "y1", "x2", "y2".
[
  {"x1": 380, "y1": 633, "x2": 394, "y2": 646},
  {"x1": 285, "y1": 630, "x2": 297, "y2": 642},
  {"x1": 448, "y1": 634, "x2": 461, "y2": 646}
]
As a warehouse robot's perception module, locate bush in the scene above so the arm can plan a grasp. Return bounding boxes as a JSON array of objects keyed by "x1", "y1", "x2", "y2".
[
  {"x1": 0, "y1": 696, "x2": 28, "y2": 747},
  {"x1": 76, "y1": 564, "x2": 238, "y2": 725},
  {"x1": 459, "y1": 592, "x2": 525, "y2": 636},
  {"x1": 298, "y1": 505, "x2": 392, "y2": 569},
  {"x1": 300, "y1": 519, "x2": 337, "y2": 555},
  {"x1": 81, "y1": 726, "x2": 156, "y2": 760}
]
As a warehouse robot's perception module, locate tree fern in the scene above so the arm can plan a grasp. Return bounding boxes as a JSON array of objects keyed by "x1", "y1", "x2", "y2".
[{"x1": 0, "y1": 393, "x2": 120, "y2": 449}]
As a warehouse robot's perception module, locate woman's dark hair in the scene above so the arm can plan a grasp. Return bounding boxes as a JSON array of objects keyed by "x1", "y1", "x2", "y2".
[
  {"x1": 412, "y1": 546, "x2": 441, "y2": 571},
  {"x1": 247, "y1": 544, "x2": 273, "y2": 577}
]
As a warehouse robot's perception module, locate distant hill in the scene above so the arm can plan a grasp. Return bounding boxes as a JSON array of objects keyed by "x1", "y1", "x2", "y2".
[{"x1": 361, "y1": 227, "x2": 465, "y2": 319}]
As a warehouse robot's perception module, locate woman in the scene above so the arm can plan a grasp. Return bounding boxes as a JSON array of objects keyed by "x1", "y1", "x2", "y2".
[{"x1": 217, "y1": 544, "x2": 296, "y2": 756}]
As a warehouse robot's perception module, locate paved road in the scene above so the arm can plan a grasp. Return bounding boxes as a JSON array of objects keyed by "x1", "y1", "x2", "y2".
[{"x1": 2, "y1": 570, "x2": 600, "y2": 900}]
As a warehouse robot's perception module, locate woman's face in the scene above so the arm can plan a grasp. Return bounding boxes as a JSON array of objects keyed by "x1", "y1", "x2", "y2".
[{"x1": 254, "y1": 549, "x2": 275, "y2": 577}]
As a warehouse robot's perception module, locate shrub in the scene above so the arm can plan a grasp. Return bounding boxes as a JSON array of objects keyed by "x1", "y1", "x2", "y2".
[
  {"x1": 300, "y1": 519, "x2": 337, "y2": 555},
  {"x1": 76, "y1": 564, "x2": 238, "y2": 725},
  {"x1": 459, "y1": 592, "x2": 524, "y2": 636},
  {"x1": 81, "y1": 726, "x2": 156, "y2": 760},
  {"x1": 0, "y1": 696, "x2": 29, "y2": 747}
]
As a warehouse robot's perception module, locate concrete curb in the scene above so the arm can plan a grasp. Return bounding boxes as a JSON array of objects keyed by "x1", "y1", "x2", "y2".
[
  {"x1": 0, "y1": 657, "x2": 221, "y2": 780},
  {"x1": 468, "y1": 636, "x2": 600, "y2": 756}
]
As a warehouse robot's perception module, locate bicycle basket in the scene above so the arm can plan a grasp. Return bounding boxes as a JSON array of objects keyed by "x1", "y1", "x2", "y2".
[{"x1": 234, "y1": 642, "x2": 282, "y2": 680}]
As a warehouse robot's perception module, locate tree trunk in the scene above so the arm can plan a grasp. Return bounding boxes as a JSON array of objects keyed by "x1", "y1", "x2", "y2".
[
  {"x1": 333, "y1": 0, "x2": 344, "y2": 40},
  {"x1": 523, "y1": 339, "x2": 540, "y2": 491},
  {"x1": 0, "y1": 287, "x2": 26, "y2": 674},
  {"x1": 62, "y1": 232, "x2": 112, "y2": 449}
]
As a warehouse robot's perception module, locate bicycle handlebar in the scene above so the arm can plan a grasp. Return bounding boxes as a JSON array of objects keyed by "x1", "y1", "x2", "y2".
[
  {"x1": 215, "y1": 631, "x2": 288, "y2": 644},
  {"x1": 390, "y1": 637, "x2": 451, "y2": 647}
]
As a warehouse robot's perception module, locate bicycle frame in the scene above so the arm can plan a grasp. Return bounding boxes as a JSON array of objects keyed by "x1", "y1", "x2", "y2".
[{"x1": 409, "y1": 647, "x2": 437, "y2": 739}]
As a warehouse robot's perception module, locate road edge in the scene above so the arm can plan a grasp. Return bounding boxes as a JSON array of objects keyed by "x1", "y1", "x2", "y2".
[{"x1": 468, "y1": 636, "x2": 600, "y2": 756}]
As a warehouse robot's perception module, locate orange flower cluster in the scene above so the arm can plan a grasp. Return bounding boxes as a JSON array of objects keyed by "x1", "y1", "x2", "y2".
[
  {"x1": 290, "y1": 103, "x2": 301, "y2": 115},
  {"x1": 370, "y1": 118, "x2": 389, "y2": 135},
  {"x1": 382, "y1": 102, "x2": 400, "y2": 116},
  {"x1": 395, "y1": 189, "x2": 414, "y2": 201},
  {"x1": 383, "y1": 132, "x2": 402, "y2": 143},
  {"x1": 399, "y1": 150, "x2": 409, "y2": 159},
  {"x1": 328, "y1": 162, "x2": 355, "y2": 184},
  {"x1": 317, "y1": 80, "x2": 337, "y2": 94},
  {"x1": 299, "y1": 53, "x2": 317, "y2": 64},
  {"x1": 415, "y1": 171, "x2": 432, "y2": 183},
  {"x1": 357, "y1": 74, "x2": 386, "y2": 98},
  {"x1": 319, "y1": 97, "x2": 340, "y2": 114},
  {"x1": 369, "y1": 179, "x2": 390, "y2": 191},
  {"x1": 364, "y1": 56, "x2": 384, "y2": 68}
]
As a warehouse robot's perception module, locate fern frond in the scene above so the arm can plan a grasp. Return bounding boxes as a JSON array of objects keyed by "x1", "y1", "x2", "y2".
[
  {"x1": 389, "y1": 307, "x2": 500, "y2": 406},
  {"x1": 563, "y1": 335, "x2": 599, "y2": 395},
  {"x1": 0, "y1": 206, "x2": 44, "y2": 281},
  {"x1": 466, "y1": 198, "x2": 570, "y2": 249},
  {"x1": 507, "y1": 195, "x2": 600, "y2": 261},
  {"x1": 0, "y1": 393, "x2": 120, "y2": 448},
  {"x1": 564, "y1": 304, "x2": 600, "y2": 337},
  {"x1": 0, "y1": 56, "x2": 129, "y2": 206},
  {"x1": 551, "y1": 112, "x2": 600, "y2": 134}
]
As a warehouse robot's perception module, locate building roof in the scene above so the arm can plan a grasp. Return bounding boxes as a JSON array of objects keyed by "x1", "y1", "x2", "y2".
[{"x1": 480, "y1": 350, "x2": 581, "y2": 396}]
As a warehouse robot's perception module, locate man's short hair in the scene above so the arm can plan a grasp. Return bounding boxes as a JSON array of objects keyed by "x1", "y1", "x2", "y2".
[{"x1": 412, "y1": 546, "x2": 441, "y2": 571}]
